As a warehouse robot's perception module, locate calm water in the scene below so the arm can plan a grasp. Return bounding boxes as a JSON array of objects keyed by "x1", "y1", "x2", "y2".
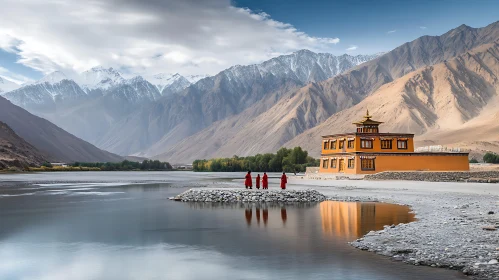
[{"x1": 0, "y1": 173, "x2": 466, "y2": 280}]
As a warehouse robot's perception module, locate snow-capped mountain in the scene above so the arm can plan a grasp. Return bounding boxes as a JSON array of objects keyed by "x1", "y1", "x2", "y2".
[
  {"x1": 108, "y1": 76, "x2": 161, "y2": 102},
  {"x1": 79, "y1": 67, "x2": 125, "y2": 92},
  {"x1": 0, "y1": 76, "x2": 19, "y2": 94},
  {"x1": 3, "y1": 79, "x2": 87, "y2": 111},
  {"x1": 98, "y1": 50, "x2": 382, "y2": 156},
  {"x1": 147, "y1": 73, "x2": 210, "y2": 96},
  {"x1": 148, "y1": 73, "x2": 190, "y2": 94},
  {"x1": 226, "y1": 49, "x2": 380, "y2": 85},
  {"x1": 33, "y1": 71, "x2": 69, "y2": 85},
  {"x1": 185, "y1": 74, "x2": 209, "y2": 84}
]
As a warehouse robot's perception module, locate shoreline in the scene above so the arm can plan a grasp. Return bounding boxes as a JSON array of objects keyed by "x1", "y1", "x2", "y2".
[{"x1": 287, "y1": 179, "x2": 499, "y2": 280}]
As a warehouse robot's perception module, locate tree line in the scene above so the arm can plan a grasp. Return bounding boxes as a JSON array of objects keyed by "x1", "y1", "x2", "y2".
[
  {"x1": 192, "y1": 147, "x2": 319, "y2": 172},
  {"x1": 70, "y1": 160, "x2": 173, "y2": 171},
  {"x1": 483, "y1": 152, "x2": 499, "y2": 164}
]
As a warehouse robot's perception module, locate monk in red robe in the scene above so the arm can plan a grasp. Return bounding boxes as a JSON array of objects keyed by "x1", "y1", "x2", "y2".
[
  {"x1": 256, "y1": 174, "x2": 261, "y2": 189},
  {"x1": 262, "y1": 173, "x2": 268, "y2": 189},
  {"x1": 245, "y1": 171, "x2": 252, "y2": 189},
  {"x1": 280, "y1": 172, "x2": 287, "y2": 190}
]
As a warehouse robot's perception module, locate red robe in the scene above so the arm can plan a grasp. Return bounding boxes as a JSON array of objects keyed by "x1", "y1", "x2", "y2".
[
  {"x1": 245, "y1": 173, "x2": 252, "y2": 187},
  {"x1": 256, "y1": 175, "x2": 260, "y2": 189},
  {"x1": 262, "y1": 174, "x2": 268, "y2": 189},
  {"x1": 280, "y1": 174, "x2": 287, "y2": 189}
]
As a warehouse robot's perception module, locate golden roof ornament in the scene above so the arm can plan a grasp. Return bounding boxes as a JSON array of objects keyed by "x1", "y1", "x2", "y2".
[{"x1": 353, "y1": 108, "x2": 383, "y2": 125}]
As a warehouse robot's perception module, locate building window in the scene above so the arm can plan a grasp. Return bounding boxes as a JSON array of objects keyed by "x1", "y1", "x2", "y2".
[
  {"x1": 397, "y1": 140, "x2": 408, "y2": 149},
  {"x1": 348, "y1": 159, "x2": 355, "y2": 169},
  {"x1": 347, "y1": 140, "x2": 354, "y2": 148},
  {"x1": 381, "y1": 139, "x2": 392, "y2": 149},
  {"x1": 323, "y1": 141, "x2": 329, "y2": 150},
  {"x1": 361, "y1": 159, "x2": 375, "y2": 170},
  {"x1": 331, "y1": 141, "x2": 336, "y2": 149},
  {"x1": 322, "y1": 159, "x2": 328, "y2": 169},
  {"x1": 331, "y1": 159, "x2": 337, "y2": 168},
  {"x1": 361, "y1": 139, "x2": 373, "y2": 149},
  {"x1": 339, "y1": 140, "x2": 344, "y2": 149}
]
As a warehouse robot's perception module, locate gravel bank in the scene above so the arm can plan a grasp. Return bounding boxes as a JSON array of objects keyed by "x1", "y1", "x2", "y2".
[
  {"x1": 364, "y1": 171, "x2": 499, "y2": 183},
  {"x1": 346, "y1": 191, "x2": 499, "y2": 279},
  {"x1": 297, "y1": 182, "x2": 499, "y2": 280},
  {"x1": 173, "y1": 189, "x2": 326, "y2": 202}
]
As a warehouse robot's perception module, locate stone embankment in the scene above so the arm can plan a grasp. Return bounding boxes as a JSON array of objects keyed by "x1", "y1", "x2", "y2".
[
  {"x1": 173, "y1": 189, "x2": 326, "y2": 203},
  {"x1": 365, "y1": 171, "x2": 499, "y2": 183}
]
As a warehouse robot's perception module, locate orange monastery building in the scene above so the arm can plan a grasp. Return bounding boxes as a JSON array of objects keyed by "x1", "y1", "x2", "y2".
[{"x1": 319, "y1": 111, "x2": 469, "y2": 174}]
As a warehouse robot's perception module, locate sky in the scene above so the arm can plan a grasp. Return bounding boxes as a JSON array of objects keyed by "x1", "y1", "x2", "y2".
[{"x1": 0, "y1": 0, "x2": 498, "y2": 84}]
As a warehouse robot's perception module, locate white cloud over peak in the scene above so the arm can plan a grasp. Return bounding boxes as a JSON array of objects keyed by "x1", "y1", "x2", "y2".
[
  {"x1": 0, "y1": 0, "x2": 340, "y2": 78},
  {"x1": 0, "y1": 66, "x2": 32, "y2": 84},
  {"x1": 346, "y1": 45, "x2": 358, "y2": 51}
]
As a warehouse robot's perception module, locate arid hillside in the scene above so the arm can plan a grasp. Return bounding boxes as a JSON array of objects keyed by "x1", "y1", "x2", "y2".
[{"x1": 286, "y1": 41, "x2": 499, "y2": 157}]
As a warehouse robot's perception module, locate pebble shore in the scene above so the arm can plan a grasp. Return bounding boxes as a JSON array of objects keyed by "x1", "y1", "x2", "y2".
[
  {"x1": 327, "y1": 191, "x2": 499, "y2": 280},
  {"x1": 173, "y1": 189, "x2": 326, "y2": 203}
]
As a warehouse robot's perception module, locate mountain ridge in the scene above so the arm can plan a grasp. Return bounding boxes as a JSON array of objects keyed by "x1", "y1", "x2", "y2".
[
  {"x1": 155, "y1": 21, "x2": 499, "y2": 163},
  {"x1": 99, "y1": 50, "x2": 380, "y2": 156}
]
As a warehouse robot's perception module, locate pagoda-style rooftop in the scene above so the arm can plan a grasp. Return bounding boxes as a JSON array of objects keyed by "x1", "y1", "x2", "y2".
[{"x1": 353, "y1": 109, "x2": 383, "y2": 126}]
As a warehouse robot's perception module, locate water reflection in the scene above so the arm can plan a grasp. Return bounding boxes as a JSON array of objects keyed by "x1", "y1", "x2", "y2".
[
  {"x1": 190, "y1": 201, "x2": 415, "y2": 237},
  {"x1": 244, "y1": 205, "x2": 289, "y2": 227},
  {"x1": 320, "y1": 201, "x2": 416, "y2": 239}
]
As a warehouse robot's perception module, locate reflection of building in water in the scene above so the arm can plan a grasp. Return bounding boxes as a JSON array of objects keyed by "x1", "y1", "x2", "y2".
[{"x1": 320, "y1": 201, "x2": 415, "y2": 239}]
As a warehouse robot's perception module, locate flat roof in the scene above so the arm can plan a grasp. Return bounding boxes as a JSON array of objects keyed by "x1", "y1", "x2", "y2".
[{"x1": 321, "y1": 132, "x2": 415, "y2": 138}]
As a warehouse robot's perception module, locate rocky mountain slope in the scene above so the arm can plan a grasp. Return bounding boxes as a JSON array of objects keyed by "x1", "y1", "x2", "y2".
[
  {"x1": 0, "y1": 121, "x2": 47, "y2": 169},
  {"x1": 155, "y1": 21, "x2": 499, "y2": 163},
  {"x1": 98, "y1": 50, "x2": 380, "y2": 156},
  {"x1": 0, "y1": 96, "x2": 122, "y2": 162},
  {"x1": 285, "y1": 41, "x2": 499, "y2": 157}
]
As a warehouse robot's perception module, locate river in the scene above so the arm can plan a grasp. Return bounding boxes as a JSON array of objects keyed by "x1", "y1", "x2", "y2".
[{"x1": 0, "y1": 172, "x2": 466, "y2": 279}]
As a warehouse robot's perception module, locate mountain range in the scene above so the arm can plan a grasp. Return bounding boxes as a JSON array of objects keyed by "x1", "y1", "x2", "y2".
[
  {"x1": 2, "y1": 51, "x2": 380, "y2": 158},
  {"x1": 2, "y1": 21, "x2": 499, "y2": 164},
  {"x1": 96, "y1": 51, "x2": 380, "y2": 156},
  {"x1": 1, "y1": 67, "x2": 207, "y2": 144},
  {"x1": 157, "y1": 21, "x2": 499, "y2": 163}
]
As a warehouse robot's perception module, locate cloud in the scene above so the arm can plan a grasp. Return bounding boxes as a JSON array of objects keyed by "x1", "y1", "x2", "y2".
[
  {"x1": 387, "y1": 30, "x2": 396, "y2": 34},
  {"x1": 0, "y1": 0, "x2": 340, "y2": 78},
  {"x1": 420, "y1": 26, "x2": 427, "y2": 30},
  {"x1": 346, "y1": 45, "x2": 358, "y2": 51},
  {"x1": 0, "y1": 66, "x2": 32, "y2": 84}
]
